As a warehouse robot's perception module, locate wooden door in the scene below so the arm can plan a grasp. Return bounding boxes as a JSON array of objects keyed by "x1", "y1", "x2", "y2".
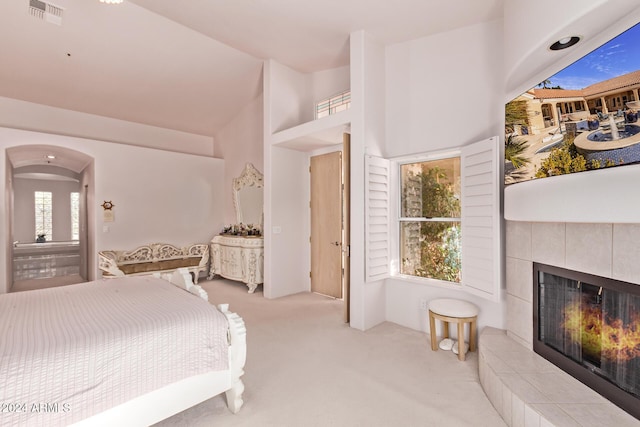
[{"x1": 310, "y1": 151, "x2": 342, "y2": 299}]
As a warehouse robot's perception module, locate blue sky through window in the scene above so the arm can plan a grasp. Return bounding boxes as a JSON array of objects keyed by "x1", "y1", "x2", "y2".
[{"x1": 540, "y1": 22, "x2": 640, "y2": 90}]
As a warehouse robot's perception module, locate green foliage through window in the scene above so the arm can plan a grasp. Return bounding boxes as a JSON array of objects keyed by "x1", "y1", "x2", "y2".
[
  {"x1": 535, "y1": 135, "x2": 587, "y2": 178},
  {"x1": 400, "y1": 158, "x2": 461, "y2": 283},
  {"x1": 505, "y1": 134, "x2": 530, "y2": 169}
]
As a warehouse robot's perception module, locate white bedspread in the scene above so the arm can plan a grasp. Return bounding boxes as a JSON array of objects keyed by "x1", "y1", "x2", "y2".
[{"x1": 0, "y1": 276, "x2": 229, "y2": 426}]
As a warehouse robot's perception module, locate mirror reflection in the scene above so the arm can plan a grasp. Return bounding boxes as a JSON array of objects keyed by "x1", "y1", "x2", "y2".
[
  {"x1": 233, "y1": 163, "x2": 264, "y2": 230},
  {"x1": 238, "y1": 186, "x2": 263, "y2": 226}
]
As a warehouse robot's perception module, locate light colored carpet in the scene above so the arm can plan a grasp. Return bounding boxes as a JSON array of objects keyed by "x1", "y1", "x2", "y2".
[{"x1": 156, "y1": 279, "x2": 505, "y2": 427}]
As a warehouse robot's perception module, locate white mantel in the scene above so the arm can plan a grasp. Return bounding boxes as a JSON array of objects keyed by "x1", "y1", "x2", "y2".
[{"x1": 504, "y1": 163, "x2": 640, "y2": 224}]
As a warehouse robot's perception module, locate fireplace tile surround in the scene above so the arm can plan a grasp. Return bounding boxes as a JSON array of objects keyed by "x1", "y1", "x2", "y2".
[
  {"x1": 479, "y1": 327, "x2": 639, "y2": 427},
  {"x1": 505, "y1": 221, "x2": 640, "y2": 349},
  {"x1": 487, "y1": 220, "x2": 640, "y2": 426}
]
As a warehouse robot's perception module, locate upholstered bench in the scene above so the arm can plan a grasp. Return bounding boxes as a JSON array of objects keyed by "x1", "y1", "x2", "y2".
[
  {"x1": 428, "y1": 298, "x2": 479, "y2": 361},
  {"x1": 98, "y1": 242, "x2": 209, "y2": 283}
]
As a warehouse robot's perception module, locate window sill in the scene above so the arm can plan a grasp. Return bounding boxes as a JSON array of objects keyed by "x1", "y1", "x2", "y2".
[{"x1": 390, "y1": 273, "x2": 463, "y2": 290}]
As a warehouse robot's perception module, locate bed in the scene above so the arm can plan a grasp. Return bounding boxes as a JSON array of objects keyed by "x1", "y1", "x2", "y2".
[{"x1": 0, "y1": 270, "x2": 246, "y2": 427}]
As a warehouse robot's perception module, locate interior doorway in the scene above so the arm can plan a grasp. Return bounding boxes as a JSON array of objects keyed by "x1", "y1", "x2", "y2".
[
  {"x1": 310, "y1": 151, "x2": 342, "y2": 299},
  {"x1": 6, "y1": 145, "x2": 94, "y2": 292},
  {"x1": 309, "y1": 133, "x2": 351, "y2": 322}
]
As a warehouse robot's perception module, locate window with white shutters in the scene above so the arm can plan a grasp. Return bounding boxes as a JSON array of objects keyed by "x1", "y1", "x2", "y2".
[
  {"x1": 398, "y1": 157, "x2": 461, "y2": 282},
  {"x1": 365, "y1": 155, "x2": 391, "y2": 282},
  {"x1": 460, "y1": 136, "x2": 501, "y2": 301},
  {"x1": 375, "y1": 136, "x2": 502, "y2": 301}
]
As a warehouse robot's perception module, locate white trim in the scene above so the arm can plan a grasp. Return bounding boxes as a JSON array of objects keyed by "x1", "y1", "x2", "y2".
[
  {"x1": 391, "y1": 272, "x2": 464, "y2": 289},
  {"x1": 71, "y1": 371, "x2": 231, "y2": 426},
  {"x1": 71, "y1": 297, "x2": 247, "y2": 426},
  {"x1": 393, "y1": 153, "x2": 462, "y2": 283},
  {"x1": 505, "y1": 162, "x2": 640, "y2": 223},
  {"x1": 388, "y1": 137, "x2": 502, "y2": 301},
  {"x1": 398, "y1": 217, "x2": 461, "y2": 222},
  {"x1": 392, "y1": 147, "x2": 462, "y2": 164},
  {"x1": 365, "y1": 155, "x2": 391, "y2": 282},
  {"x1": 461, "y1": 136, "x2": 501, "y2": 302}
]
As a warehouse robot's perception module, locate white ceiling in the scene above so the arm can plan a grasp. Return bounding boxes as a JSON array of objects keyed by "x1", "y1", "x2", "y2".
[{"x1": 0, "y1": 0, "x2": 503, "y2": 139}]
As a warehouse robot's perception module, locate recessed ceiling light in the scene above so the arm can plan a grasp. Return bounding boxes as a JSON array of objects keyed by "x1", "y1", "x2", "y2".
[
  {"x1": 46, "y1": 155, "x2": 56, "y2": 159},
  {"x1": 549, "y1": 36, "x2": 580, "y2": 51}
]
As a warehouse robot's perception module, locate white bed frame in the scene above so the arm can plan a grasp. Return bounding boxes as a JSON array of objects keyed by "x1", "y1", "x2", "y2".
[{"x1": 70, "y1": 272, "x2": 247, "y2": 426}]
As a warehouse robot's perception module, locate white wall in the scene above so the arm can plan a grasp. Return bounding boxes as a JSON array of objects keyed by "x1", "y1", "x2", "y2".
[
  {"x1": 267, "y1": 60, "x2": 314, "y2": 134},
  {"x1": 0, "y1": 97, "x2": 215, "y2": 157},
  {"x1": 268, "y1": 146, "x2": 310, "y2": 298},
  {"x1": 349, "y1": 31, "x2": 387, "y2": 331},
  {"x1": 383, "y1": 20, "x2": 506, "y2": 334},
  {"x1": 4, "y1": 155, "x2": 13, "y2": 291},
  {"x1": 13, "y1": 177, "x2": 80, "y2": 242},
  {"x1": 386, "y1": 21, "x2": 504, "y2": 158},
  {"x1": 504, "y1": 1, "x2": 640, "y2": 101},
  {"x1": 0, "y1": 127, "x2": 225, "y2": 292},
  {"x1": 263, "y1": 60, "x2": 353, "y2": 300},
  {"x1": 311, "y1": 66, "x2": 351, "y2": 107},
  {"x1": 214, "y1": 94, "x2": 264, "y2": 225},
  {"x1": 266, "y1": 61, "x2": 352, "y2": 135},
  {"x1": 505, "y1": 164, "x2": 640, "y2": 223}
]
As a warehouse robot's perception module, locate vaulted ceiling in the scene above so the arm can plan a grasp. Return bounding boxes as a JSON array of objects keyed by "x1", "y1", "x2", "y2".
[{"x1": 0, "y1": 0, "x2": 503, "y2": 137}]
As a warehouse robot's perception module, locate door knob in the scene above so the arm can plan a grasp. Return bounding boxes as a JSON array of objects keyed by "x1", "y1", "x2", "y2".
[{"x1": 331, "y1": 241, "x2": 341, "y2": 246}]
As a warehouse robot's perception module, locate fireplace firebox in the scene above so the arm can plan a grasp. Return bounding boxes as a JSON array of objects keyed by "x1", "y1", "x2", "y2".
[{"x1": 533, "y1": 263, "x2": 640, "y2": 420}]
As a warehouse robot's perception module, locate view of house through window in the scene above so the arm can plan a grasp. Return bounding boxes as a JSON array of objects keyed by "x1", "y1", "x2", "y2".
[
  {"x1": 71, "y1": 192, "x2": 80, "y2": 240},
  {"x1": 34, "y1": 191, "x2": 52, "y2": 241},
  {"x1": 505, "y1": 22, "x2": 640, "y2": 185},
  {"x1": 399, "y1": 157, "x2": 461, "y2": 282}
]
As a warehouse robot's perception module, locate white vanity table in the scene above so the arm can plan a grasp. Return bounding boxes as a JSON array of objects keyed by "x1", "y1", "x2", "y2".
[
  {"x1": 209, "y1": 163, "x2": 264, "y2": 293},
  {"x1": 209, "y1": 235, "x2": 263, "y2": 293}
]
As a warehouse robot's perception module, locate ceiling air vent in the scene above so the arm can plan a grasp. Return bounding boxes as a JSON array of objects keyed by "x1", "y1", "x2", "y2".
[{"x1": 29, "y1": 0, "x2": 63, "y2": 25}]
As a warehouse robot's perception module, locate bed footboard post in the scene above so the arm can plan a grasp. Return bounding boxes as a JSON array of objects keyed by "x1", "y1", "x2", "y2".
[{"x1": 218, "y1": 303, "x2": 247, "y2": 413}]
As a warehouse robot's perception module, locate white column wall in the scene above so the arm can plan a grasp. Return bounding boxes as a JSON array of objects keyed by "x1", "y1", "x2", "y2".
[
  {"x1": 349, "y1": 31, "x2": 387, "y2": 331},
  {"x1": 268, "y1": 146, "x2": 310, "y2": 298}
]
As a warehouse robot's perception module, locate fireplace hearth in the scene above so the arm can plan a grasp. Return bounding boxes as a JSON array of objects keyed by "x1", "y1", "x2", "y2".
[{"x1": 533, "y1": 263, "x2": 640, "y2": 420}]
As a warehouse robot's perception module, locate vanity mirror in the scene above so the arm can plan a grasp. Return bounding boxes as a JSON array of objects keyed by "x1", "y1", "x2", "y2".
[
  {"x1": 233, "y1": 163, "x2": 264, "y2": 227},
  {"x1": 210, "y1": 163, "x2": 264, "y2": 293}
]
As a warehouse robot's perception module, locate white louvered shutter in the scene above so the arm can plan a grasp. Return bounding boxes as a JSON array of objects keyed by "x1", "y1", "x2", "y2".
[
  {"x1": 461, "y1": 136, "x2": 501, "y2": 301},
  {"x1": 365, "y1": 155, "x2": 391, "y2": 282}
]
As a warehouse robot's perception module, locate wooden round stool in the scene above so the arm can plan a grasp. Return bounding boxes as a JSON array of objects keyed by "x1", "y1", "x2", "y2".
[{"x1": 428, "y1": 298, "x2": 479, "y2": 361}]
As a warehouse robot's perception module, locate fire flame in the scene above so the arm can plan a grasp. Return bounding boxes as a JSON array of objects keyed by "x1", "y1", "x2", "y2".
[{"x1": 561, "y1": 298, "x2": 640, "y2": 362}]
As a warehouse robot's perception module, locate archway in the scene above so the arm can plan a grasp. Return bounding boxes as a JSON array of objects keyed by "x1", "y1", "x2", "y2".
[{"x1": 6, "y1": 145, "x2": 94, "y2": 292}]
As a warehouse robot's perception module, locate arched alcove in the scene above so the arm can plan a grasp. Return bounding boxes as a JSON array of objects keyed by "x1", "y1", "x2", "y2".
[{"x1": 6, "y1": 145, "x2": 95, "y2": 291}]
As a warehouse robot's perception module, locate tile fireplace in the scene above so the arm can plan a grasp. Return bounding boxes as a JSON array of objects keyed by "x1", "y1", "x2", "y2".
[{"x1": 534, "y1": 262, "x2": 640, "y2": 420}]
